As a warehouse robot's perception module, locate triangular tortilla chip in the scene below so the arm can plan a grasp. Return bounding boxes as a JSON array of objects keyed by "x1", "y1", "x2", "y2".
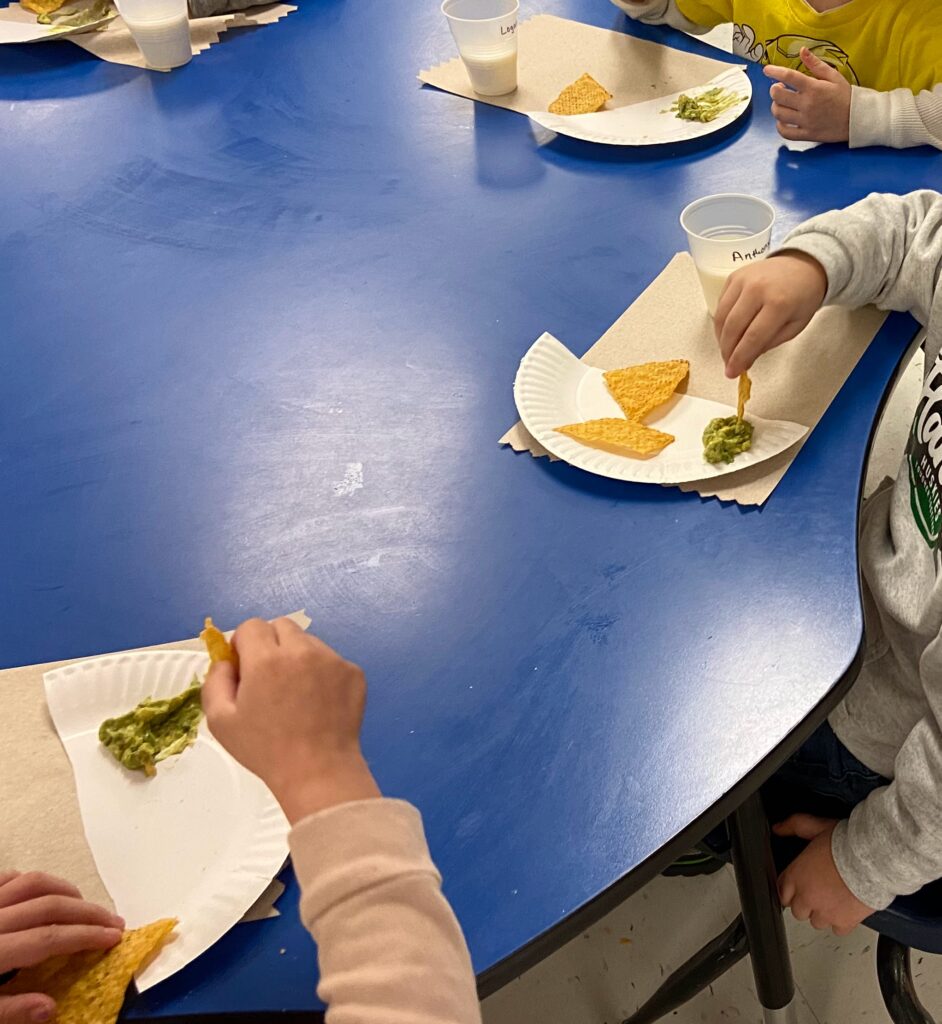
[
  {"x1": 1, "y1": 919, "x2": 176, "y2": 1024},
  {"x1": 603, "y1": 360, "x2": 690, "y2": 421},
  {"x1": 548, "y1": 73, "x2": 613, "y2": 115},
  {"x1": 555, "y1": 418, "x2": 674, "y2": 457}
]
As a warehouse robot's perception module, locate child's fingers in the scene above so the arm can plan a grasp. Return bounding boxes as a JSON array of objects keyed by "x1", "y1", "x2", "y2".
[
  {"x1": 713, "y1": 274, "x2": 742, "y2": 345},
  {"x1": 769, "y1": 82, "x2": 801, "y2": 110},
  {"x1": 716, "y1": 286, "x2": 762, "y2": 367},
  {"x1": 789, "y1": 899, "x2": 812, "y2": 922},
  {"x1": 778, "y1": 872, "x2": 796, "y2": 908},
  {"x1": 800, "y1": 46, "x2": 844, "y2": 83},
  {"x1": 763, "y1": 64, "x2": 807, "y2": 91},
  {"x1": 776, "y1": 121, "x2": 812, "y2": 142},
  {"x1": 726, "y1": 307, "x2": 784, "y2": 378},
  {"x1": 771, "y1": 102, "x2": 804, "y2": 127},
  {"x1": 202, "y1": 661, "x2": 239, "y2": 733}
]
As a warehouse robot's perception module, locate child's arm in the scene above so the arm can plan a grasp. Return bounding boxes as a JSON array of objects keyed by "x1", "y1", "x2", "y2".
[
  {"x1": 607, "y1": 0, "x2": 721, "y2": 36},
  {"x1": 292, "y1": 801, "x2": 483, "y2": 1024},
  {"x1": 203, "y1": 620, "x2": 482, "y2": 1024},
  {"x1": 715, "y1": 190, "x2": 942, "y2": 377},
  {"x1": 765, "y1": 49, "x2": 942, "y2": 150},
  {"x1": 849, "y1": 85, "x2": 942, "y2": 150}
]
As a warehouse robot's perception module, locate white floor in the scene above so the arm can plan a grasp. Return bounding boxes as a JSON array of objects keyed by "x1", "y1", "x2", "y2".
[{"x1": 483, "y1": 345, "x2": 928, "y2": 1024}]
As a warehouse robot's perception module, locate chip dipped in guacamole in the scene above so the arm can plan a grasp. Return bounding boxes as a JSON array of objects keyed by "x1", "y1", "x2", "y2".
[
  {"x1": 99, "y1": 682, "x2": 202, "y2": 777},
  {"x1": 702, "y1": 415, "x2": 754, "y2": 465}
]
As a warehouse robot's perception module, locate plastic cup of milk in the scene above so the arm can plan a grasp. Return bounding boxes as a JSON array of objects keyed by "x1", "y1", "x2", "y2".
[
  {"x1": 680, "y1": 194, "x2": 776, "y2": 315},
  {"x1": 115, "y1": 0, "x2": 192, "y2": 70},
  {"x1": 442, "y1": 0, "x2": 519, "y2": 97}
]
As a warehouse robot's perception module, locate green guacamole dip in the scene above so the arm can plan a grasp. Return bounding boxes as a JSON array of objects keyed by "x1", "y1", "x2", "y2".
[
  {"x1": 702, "y1": 416, "x2": 754, "y2": 465},
  {"x1": 666, "y1": 87, "x2": 745, "y2": 123},
  {"x1": 99, "y1": 681, "x2": 202, "y2": 777}
]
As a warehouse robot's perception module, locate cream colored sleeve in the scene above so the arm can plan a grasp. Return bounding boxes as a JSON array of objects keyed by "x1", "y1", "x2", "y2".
[
  {"x1": 850, "y1": 85, "x2": 942, "y2": 150},
  {"x1": 289, "y1": 798, "x2": 483, "y2": 1024}
]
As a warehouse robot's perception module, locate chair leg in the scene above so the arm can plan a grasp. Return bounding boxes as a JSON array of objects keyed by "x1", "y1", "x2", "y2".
[
  {"x1": 621, "y1": 916, "x2": 749, "y2": 1024},
  {"x1": 876, "y1": 935, "x2": 935, "y2": 1024}
]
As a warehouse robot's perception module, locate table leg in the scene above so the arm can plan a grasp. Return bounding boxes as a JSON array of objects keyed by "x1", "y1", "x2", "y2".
[{"x1": 728, "y1": 792, "x2": 798, "y2": 1024}]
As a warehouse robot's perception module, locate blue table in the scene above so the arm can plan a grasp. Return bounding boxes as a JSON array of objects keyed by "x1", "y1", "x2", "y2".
[{"x1": 1, "y1": 1, "x2": 938, "y2": 1019}]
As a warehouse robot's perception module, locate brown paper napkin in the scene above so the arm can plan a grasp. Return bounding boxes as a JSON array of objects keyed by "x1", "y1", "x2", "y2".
[
  {"x1": 67, "y1": 2, "x2": 295, "y2": 69},
  {"x1": 419, "y1": 13, "x2": 739, "y2": 113},
  {"x1": 0, "y1": 611, "x2": 309, "y2": 912},
  {"x1": 500, "y1": 253, "x2": 888, "y2": 506}
]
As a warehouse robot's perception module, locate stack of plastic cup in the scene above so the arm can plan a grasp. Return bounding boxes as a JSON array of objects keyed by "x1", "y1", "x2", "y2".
[
  {"x1": 115, "y1": 0, "x2": 192, "y2": 70},
  {"x1": 442, "y1": 0, "x2": 519, "y2": 97},
  {"x1": 680, "y1": 194, "x2": 776, "y2": 315}
]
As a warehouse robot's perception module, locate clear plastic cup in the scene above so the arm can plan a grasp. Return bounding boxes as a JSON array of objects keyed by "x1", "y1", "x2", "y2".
[
  {"x1": 680, "y1": 194, "x2": 776, "y2": 315},
  {"x1": 442, "y1": 0, "x2": 519, "y2": 97},
  {"x1": 115, "y1": 0, "x2": 192, "y2": 70}
]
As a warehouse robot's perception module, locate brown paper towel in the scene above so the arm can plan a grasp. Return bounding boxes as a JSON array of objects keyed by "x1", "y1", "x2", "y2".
[
  {"x1": 68, "y1": 2, "x2": 295, "y2": 69},
  {"x1": 500, "y1": 253, "x2": 888, "y2": 506},
  {"x1": 419, "y1": 13, "x2": 738, "y2": 113},
  {"x1": 0, "y1": 611, "x2": 309, "y2": 912}
]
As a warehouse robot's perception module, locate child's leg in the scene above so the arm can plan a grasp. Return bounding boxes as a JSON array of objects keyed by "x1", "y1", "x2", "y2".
[{"x1": 763, "y1": 720, "x2": 889, "y2": 824}]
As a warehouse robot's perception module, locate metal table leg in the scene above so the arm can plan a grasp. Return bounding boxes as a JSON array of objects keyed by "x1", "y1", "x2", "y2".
[{"x1": 728, "y1": 791, "x2": 797, "y2": 1024}]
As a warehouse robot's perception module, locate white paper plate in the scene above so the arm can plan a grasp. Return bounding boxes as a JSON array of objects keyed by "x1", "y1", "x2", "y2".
[
  {"x1": 514, "y1": 332, "x2": 808, "y2": 484},
  {"x1": 525, "y1": 66, "x2": 751, "y2": 146},
  {"x1": 0, "y1": 4, "x2": 116, "y2": 44},
  {"x1": 44, "y1": 650, "x2": 289, "y2": 992}
]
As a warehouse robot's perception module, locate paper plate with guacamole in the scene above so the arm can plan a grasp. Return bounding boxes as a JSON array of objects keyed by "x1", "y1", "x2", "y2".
[
  {"x1": 44, "y1": 650, "x2": 289, "y2": 991},
  {"x1": 514, "y1": 332, "x2": 808, "y2": 485}
]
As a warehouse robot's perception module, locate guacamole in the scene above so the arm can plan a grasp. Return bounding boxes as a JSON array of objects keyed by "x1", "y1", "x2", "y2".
[
  {"x1": 667, "y1": 87, "x2": 745, "y2": 123},
  {"x1": 703, "y1": 416, "x2": 754, "y2": 465},
  {"x1": 99, "y1": 681, "x2": 202, "y2": 777}
]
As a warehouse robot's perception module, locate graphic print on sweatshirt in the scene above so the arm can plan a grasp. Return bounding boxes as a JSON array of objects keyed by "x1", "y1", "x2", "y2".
[
  {"x1": 731, "y1": 25, "x2": 860, "y2": 84},
  {"x1": 908, "y1": 350, "x2": 942, "y2": 554}
]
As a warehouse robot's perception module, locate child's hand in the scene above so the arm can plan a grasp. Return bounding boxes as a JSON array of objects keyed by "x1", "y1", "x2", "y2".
[
  {"x1": 0, "y1": 871, "x2": 124, "y2": 1024},
  {"x1": 774, "y1": 815, "x2": 874, "y2": 935},
  {"x1": 714, "y1": 252, "x2": 827, "y2": 378},
  {"x1": 764, "y1": 47, "x2": 852, "y2": 143},
  {"x1": 203, "y1": 618, "x2": 381, "y2": 824}
]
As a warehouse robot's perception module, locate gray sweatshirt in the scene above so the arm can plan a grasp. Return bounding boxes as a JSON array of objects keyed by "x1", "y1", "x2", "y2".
[
  {"x1": 779, "y1": 191, "x2": 942, "y2": 909},
  {"x1": 608, "y1": 0, "x2": 942, "y2": 150}
]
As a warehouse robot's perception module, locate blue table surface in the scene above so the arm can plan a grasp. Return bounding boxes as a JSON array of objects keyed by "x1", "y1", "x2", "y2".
[{"x1": 1, "y1": 0, "x2": 939, "y2": 1016}]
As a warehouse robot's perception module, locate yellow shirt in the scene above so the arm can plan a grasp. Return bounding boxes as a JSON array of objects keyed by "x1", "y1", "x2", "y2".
[{"x1": 675, "y1": 0, "x2": 942, "y2": 94}]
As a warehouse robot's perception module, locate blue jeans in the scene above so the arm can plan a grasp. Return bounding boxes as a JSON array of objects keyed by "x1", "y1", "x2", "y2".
[
  {"x1": 762, "y1": 720, "x2": 890, "y2": 824},
  {"x1": 701, "y1": 722, "x2": 889, "y2": 860}
]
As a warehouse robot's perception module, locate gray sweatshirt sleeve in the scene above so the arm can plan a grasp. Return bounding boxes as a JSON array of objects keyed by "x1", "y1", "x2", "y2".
[
  {"x1": 850, "y1": 85, "x2": 942, "y2": 151},
  {"x1": 607, "y1": 0, "x2": 705, "y2": 34},
  {"x1": 781, "y1": 190, "x2": 942, "y2": 327},
  {"x1": 780, "y1": 190, "x2": 942, "y2": 908}
]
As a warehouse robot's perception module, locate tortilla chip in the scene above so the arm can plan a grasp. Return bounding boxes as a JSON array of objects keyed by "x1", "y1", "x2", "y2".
[
  {"x1": 200, "y1": 616, "x2": 238, "y2": 671},
  {"x1": 548, "y1": 73, "x2": 613, "y2": 115},
  {"x1": 737, "y1": 371, "x2": 752, "y2": 421},
  {"x1": 603, "y1": 360, "x2": 690, "y2": 421},
  {"x1": 20, "y1": 0, "x2": 67, "y2": 15},
  {"x1": 1, "y1": 919, "x2": 176, "y2": 1024},
  {"x1": 556, "y1": 418, "x2": 674, "y2": 457}
]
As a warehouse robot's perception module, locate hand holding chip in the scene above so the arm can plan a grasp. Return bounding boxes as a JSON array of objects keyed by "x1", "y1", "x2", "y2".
[
  {"x1": 0, "y1": 871, "x2": 123, "y2": 1022},
  {"x1": 202, "y1": 618, "x2": 381, "y2": 825},
  {"x1": 714, "y1": 252, "x2": 828, "y2": 378}
]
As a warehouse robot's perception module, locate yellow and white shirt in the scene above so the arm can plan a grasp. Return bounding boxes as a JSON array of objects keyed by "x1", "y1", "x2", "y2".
[{"x1": 610, "y1": 0, "x2": 942, "y2": 149}]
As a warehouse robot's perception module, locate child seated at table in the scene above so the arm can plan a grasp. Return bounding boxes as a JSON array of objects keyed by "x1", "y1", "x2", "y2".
[
  {"x1": 1, "y1": 620, "x2": 481, "y2": 1024},
  {"x1": 609, "y1": 0, "x2": 942, "y2": 150},
  {"x1": 712, "y1": 189, "x2": 942, "y2": 933}
]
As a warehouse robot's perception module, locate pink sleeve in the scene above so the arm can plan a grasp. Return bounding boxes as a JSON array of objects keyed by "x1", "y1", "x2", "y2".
[{"x1": 289, "y1": 798, "x2": 482, "y2": 1024}]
